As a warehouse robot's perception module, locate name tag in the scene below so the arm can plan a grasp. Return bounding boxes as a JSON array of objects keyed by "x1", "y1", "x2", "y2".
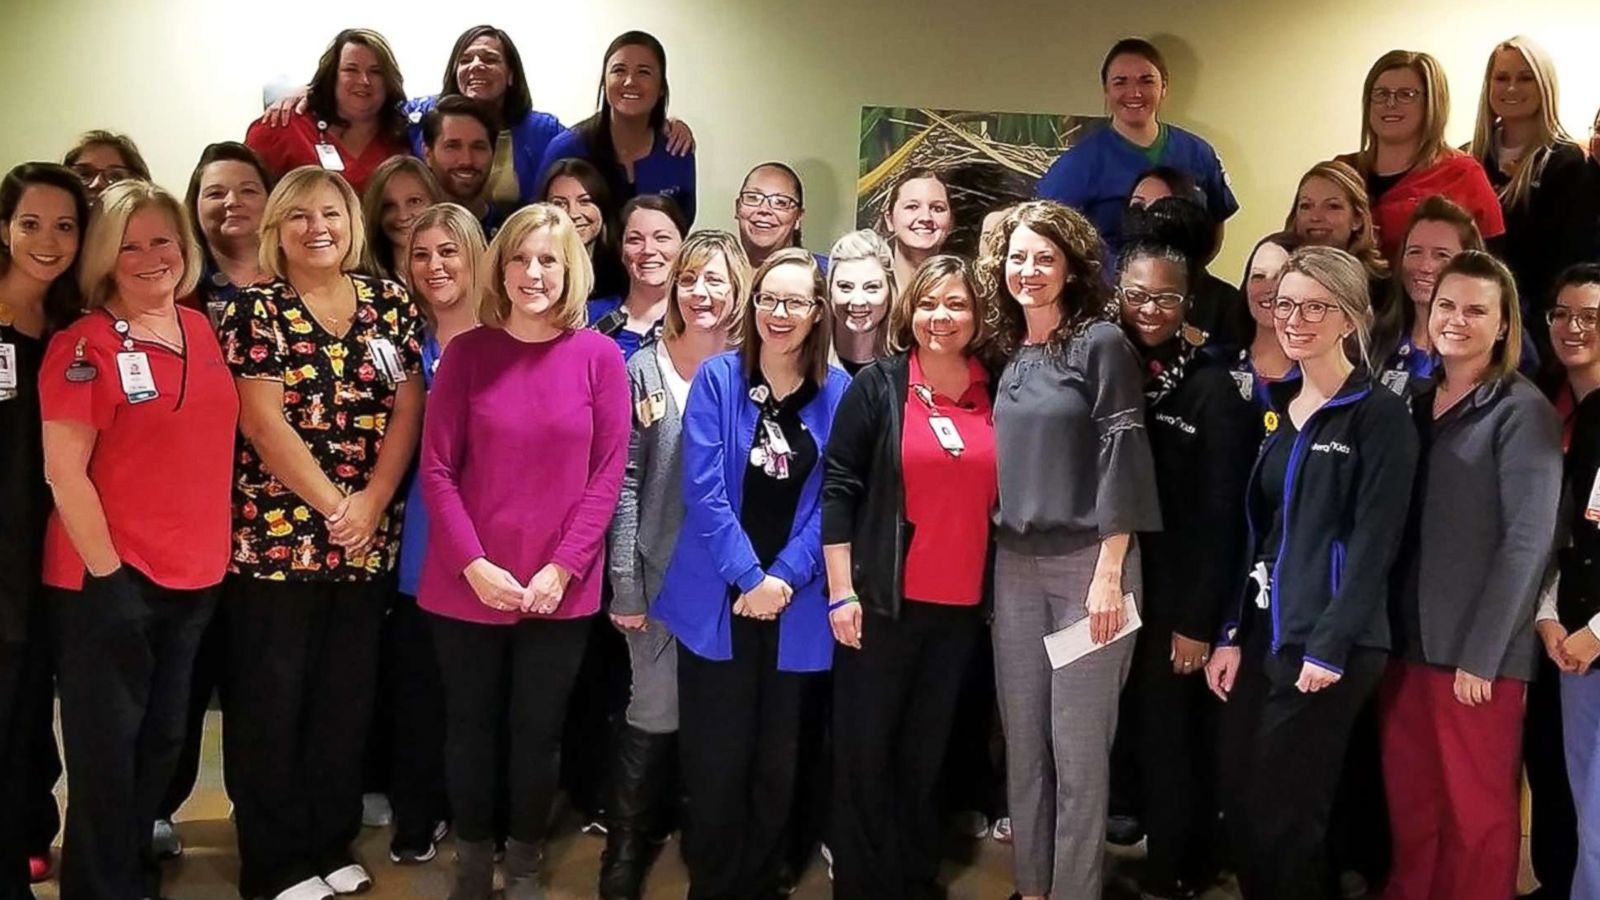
[
  {"x1": 1585, "y1": 470, "x2": 1600, "y2": 524},
  {"x1": 762, "y1": 418, "x2": 791, "y2": 456},
  {"x1": 1230, "y1": 370, "x2": 1253, "y2": 402},
  {"x1": 116, "y1": 351, "x2": 158, "y2": 403},
  {"x1": 636, "y1": 390, "x2": 666, "y2": 427},
  {"x1": 928, "y1": 414, "x2": 965, "y2": 455},
  {"x1": 314, "y1": 142, "x2": 345, "y2": 172},
  {"x1": 367, "y1": 337, "x2": 406, "y2": 384},
  {"x1": 0, "y1": 342, "x2": 17, "y2": 393}
]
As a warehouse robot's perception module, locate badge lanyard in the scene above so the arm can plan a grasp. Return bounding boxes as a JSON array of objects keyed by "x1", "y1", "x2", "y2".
[
  {"x1": 911, "y1": 383, "x2": 966, "y2": 457},
  {"x1": 314, "y1": 120, "x2": 345, "y2": 172},
  {"x1": 748, "y1": 384, "x2": 794, "y2": 480},
  {"x1": 0, "y1": 319, "x2": 16, "y2": 398},
  {"x1": 107, "y1": 313, "x2": 190, "y2": 407}
]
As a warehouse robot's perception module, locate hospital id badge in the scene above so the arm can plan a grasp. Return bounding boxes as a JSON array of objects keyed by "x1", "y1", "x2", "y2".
[
  {"x1": 928, "y1": 414, "x2": 964, "y2": 455},
  {"x1": 1585, "y1": 470, "x2": 1600, "y2": 524},
  {"x1": 762, "y1": 418, "x2": 791, "y2": 456},
  {"x1": 0, "y1": 342, "x2": 17, "y2": 392},
  {"x1": 367, "y1": 337, "x2": 406, "y2": 384},
  {"x1": 116, "y1": 351, "x2": 158, "y2": 403},
  {"x1": 314, "y1": 142, "x2": 345, "y2": 172}
]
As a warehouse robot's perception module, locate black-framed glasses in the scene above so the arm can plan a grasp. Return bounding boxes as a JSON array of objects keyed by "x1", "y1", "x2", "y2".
[
  {"x1": 1118, "y1": 286, "x2": 1186, "y2": 311},
  {"x1": 738, "y1": 190, "x2": 800, "y2": 213},
  {"x1": 1548, "y1": 308, "x2": 1600, "y2": 331},
  {"x1": 1369, "y1": 87, "x2": 1422, "y2": 107},
  {"x1": 752, "y1": 292, "x2": 817, "y2": 313},
  {"x1": 1272, "y1": 298, "x2": 1335, "y2": 323},
  {"x1": 70, "y1": 164, "x2": 132, "y2": 185}
]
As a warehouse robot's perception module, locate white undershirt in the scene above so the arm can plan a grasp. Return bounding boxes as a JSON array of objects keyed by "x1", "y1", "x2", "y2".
[{"x1": 657, "y1": 339, "x2": 691, "y2": 412}]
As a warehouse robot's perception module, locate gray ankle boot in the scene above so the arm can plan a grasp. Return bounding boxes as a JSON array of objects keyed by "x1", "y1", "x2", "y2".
[
  {"x1": 447, "y1": 839, "x2": 495, "y2": 900},
  {"x1": 502, "y1": 838, "x2": 547, "y2": 900}
]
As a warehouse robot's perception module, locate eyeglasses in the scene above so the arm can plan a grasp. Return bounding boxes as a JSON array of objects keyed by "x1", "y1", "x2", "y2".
[
  {"x1": 752, "y1": 292, "x2": 817, "y2": 313},
  {"x1": 1548, "y1": 308, "x2": 1600, "y2": 331},
  {"x1": 1272, "y1": 298, "x2": 1336, "y2": 323},
  {"x1": 71, "y1": 165, "x2": 132, "y2": 186},
  {"x1": 1369, "y1": 87, "x2": 1423, "y2": 107},
  {"x1": 1118, "y1": 286, "x2": 1186, "y2": 311},
  {"x1": 738, "y1": 190, "x2": 800, "y2": 213}
]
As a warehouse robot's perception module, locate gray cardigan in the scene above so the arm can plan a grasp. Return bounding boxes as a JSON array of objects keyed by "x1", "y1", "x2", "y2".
[
  {"x1": 607, "y1": 345, "x2": 687, "y2": 617},
  {"x1": 1407, "y1": 373, "x2": 1563, "y2": 681}
]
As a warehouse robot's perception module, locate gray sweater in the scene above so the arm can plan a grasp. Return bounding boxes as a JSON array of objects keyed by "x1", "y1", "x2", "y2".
[
  {"x1": 1404, "y1": 373, "x2": 1563, "y2": 681},
  {"x1": 607, "y1": 345, "x2": 688, "y2": 617}
]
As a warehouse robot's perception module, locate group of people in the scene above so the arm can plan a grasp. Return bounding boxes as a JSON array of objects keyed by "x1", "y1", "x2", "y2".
[{"x1": 3, "y1": 21, "x2": 1600, "y2": 900}]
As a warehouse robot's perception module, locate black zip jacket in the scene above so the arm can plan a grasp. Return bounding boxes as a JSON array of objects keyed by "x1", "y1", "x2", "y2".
[
  {"x1": 1140, "y1": 350, "x2": 1260, "y2": 642},
  {"x1": 821, "y1": 352, "x2": 995, "y2": 619},
  {"x1": 1224, "y1": 369, "x2": 1419, "y2": 672},
  {"x1": 1559, "y1": 387, "x2": 1600, "y2": 631}
]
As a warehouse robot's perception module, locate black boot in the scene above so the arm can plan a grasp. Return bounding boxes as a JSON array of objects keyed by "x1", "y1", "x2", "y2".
[{"x1": 598, "y1": 726, "x2": 673, "y2": 900}]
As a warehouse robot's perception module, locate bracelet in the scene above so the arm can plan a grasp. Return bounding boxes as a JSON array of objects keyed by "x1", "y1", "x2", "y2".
[{"x1": 828, "y1": 595, "x2": 859, "y2": 612}]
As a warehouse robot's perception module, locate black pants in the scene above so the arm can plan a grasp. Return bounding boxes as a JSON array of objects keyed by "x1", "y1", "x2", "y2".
[
  {"x1": 159, "y1": 601, "x2": 228, "y2": 819},
  {"x1": 560, "y1": 602, "x2": 630, "y2": 820},
  {"x1": 1328, "y1": 696, "x2": 1390, "y2": 887},
  {"x1": 387, "y1": 593, "x2": 448, "y2": 850},
  {"x1": 431, "y1": 613, "x2": 590, "y2": 845},
  {"x1": 1132, "y1": 622, "x2": 1220, "y2": 890},
  {"x1": 53, "y1": 571, "x2": 216, "y2": 900},
  {"x1": 0, "y1": 635, "x2": 40, "y2": 900},
  {"x1": 1218, "y1": 636, "x2": 1386, "y2": 900},
  {"x1": 223, "y1": 576, "x2": 383, "y2": 899},
  {"x1": 831, "y1": 602, "x2": 980, "y2": 900},
  {"x1": 24, "y1": 600, "x2": 61, "y2": 859},
  {"x1": 938, "y1": 631, "x2": 1005, "y2": 822},
  {"x1": 1526, "y1": 653, "x2": 1577, "y2": 899}
]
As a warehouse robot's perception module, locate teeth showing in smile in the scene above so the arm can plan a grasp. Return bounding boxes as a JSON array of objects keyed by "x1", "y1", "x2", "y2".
[
  {"x1": 305, "y1": 239, "x2": 334, "y2": 249},
  {"x1": 29, "y1": 253, "x2": 63, "y2": 265},
  {"x1": 136, "y1": 267, "x2": 170, "y2": 281}
]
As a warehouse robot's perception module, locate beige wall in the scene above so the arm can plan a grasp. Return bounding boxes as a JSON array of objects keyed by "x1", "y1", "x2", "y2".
[{"x1": 1, "y1": 0, "x2": 1597, "y2": 274}]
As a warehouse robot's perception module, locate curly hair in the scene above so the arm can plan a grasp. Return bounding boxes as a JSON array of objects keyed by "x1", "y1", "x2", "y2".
[{"x1": 976, "y1": 200, "x2": 1114, "y2": 356}]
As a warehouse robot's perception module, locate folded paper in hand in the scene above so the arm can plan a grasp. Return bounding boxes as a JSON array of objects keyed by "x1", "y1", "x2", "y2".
[{"x1": 1043, "y1": 593, "x2": 1140, "y2": 669}]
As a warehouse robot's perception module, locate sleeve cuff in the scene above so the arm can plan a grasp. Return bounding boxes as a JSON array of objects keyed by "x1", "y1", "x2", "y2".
[
  {"x1": 734, "y1": 564, "x2": 765, "y2": 595},
  {"x1": 769, "y1": 558, "x2": 800, "y2": 589},
  {"x1": 1303, "y1": 654, "x2": 1345, "y2": 676}
]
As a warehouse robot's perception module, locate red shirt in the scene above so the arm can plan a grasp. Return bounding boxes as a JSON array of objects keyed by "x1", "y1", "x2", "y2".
[
  {"x1": 40, "y1": 307, "x2": 240, "y2": 591},
  {"x1": 900, "y1": 351, "x2": 997, "y2": 606},
  {"x1": 245, "y1": 112, "x2": 409, "y2": 194},
  {"x1": 1368, "y1": 151, "x2": 1506, "y2": 261}
]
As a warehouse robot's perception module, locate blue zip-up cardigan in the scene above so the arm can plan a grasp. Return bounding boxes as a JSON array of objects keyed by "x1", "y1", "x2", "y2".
[
  {"x1": 652, "y1": 351, "x2": 850, "y2": 672},
  {"x1": 405, "y1": 96, "x2": 564, "y2": 205}
]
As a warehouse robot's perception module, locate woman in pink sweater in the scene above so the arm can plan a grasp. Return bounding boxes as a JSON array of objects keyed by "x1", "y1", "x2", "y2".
[{"x1": 418, "y1": 203, "x2": 630, "y2": 900}]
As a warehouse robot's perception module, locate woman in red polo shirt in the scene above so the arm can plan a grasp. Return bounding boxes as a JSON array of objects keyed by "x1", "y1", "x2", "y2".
[
  {"x1": 246, "y1": 29, "x2": 411, "y2": 195},
  {"x1": 39, "y1": 180, "x2": 238, "y2": 900},
  {"x1": 820, "y1": 254, "x2": 998, "y2": 900}
]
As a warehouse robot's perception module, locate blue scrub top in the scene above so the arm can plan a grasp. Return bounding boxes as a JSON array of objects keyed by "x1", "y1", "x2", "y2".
[{"x1": 537, "y1": 126, "x2": 697, "y2": 225}]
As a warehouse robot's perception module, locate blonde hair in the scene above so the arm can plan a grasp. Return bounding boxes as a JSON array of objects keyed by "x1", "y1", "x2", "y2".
[
  {"x1": 78, "y1": 180, "x2": 202, "y2": 309},
  {"x1": 663, "y1": 230, "x2": 750, "y2": 340},
  {"x1": 1470, "y1": 37, "x2": 1577, "y2": 209},
  {"x1": 362, "y1": 156, "x2": 442, "y2": 279},
  {"x1": 403, "y1": 202, "x2": 486, "y2": 331},
  {"x1": 258, "y1": 166, "x2": 367, "y2": 280},
  {"x1": 1283, "y1": 160, "x2": 1389, "y2": 280},
  {"x1": 827, "y1": 229, "x2": 896, "y2": 297},
  {"x1": 1358, "y1": 50, "x2": 1453, "y2": 172},
  {"x1": 1281, "y1": 246, "x2": 1375, "y2": 369},
  {"x1": 479, "y1": 203, "x2": 592, "y2": 331},
  {"x1": 739, "y1": 247, "x2": 833, "y2": 384},
  {"x1": 886, "y1": 254, "x2": 993, "y2": 357}
]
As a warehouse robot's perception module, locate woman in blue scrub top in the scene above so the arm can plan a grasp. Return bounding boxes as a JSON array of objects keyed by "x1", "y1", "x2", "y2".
[
  {"x1": 537, "y1": 31, "x2": 698, "y2": 226},
  {"x1": 1037, "y1": 37, "x2": 1237, "y2": 259}
]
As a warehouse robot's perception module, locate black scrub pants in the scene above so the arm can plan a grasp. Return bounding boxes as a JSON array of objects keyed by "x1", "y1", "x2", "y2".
[
  {"x1": 223, "y1": 576, "x2": 383, "y2": 900},
  {"x1": 53, "y1": 569, "x2": 216, "y2": 900},
  {"x1": 0, "y1": 634, "x2": 39, "y2": 900},
  {"x1": 1525, "y1": 653, "x2": 1578, "y2": 900},
  {"x1": 158, "y1": 601, "x2": 228, "y2": 820},
  {"x1": 386, "y1": 592, "x2": 449, "y2": 852}
]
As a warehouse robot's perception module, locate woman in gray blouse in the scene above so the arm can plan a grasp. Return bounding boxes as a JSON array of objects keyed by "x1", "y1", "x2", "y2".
[
  {"x1": 976, "y1": 200, "x2": 1160, "y2": 900},
  {"x1": 600, "y1": 230, "x2": 749, "y2": 899}
]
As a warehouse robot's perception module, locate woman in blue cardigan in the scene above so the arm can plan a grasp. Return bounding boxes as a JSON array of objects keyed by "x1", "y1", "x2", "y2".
[{"x1": 653, "y1": 247, "x2": 849, "y2": 899}]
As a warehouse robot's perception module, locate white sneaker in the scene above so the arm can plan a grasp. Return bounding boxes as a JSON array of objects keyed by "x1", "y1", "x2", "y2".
[
  {"x1": 152, "y1": 818, "x2": 183, "y2": 859},
  {"x1": 360, "y1": 793, "x2": 392, "y2": 828},
  {"x1": 272, "y1": 877, "x2": 334, "y2": 900},
  {"x1": 991, "y1": 816, "x2": 1013, "y2": 843},
  {"x1": 323, "y1": 863, "x2": 372, "y2": 895}
]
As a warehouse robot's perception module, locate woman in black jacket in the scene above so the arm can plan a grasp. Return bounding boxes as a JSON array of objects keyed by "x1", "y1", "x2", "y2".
[
  {"x1": 1205, "y1": 245, "x2": 1419, "y2": 900},
  {"x1": 1115, "y1": 238, "x2": 1258, "y2": 898},
  {"x1": 821, "y1": 254, "x2": 998, "y2": 900}
]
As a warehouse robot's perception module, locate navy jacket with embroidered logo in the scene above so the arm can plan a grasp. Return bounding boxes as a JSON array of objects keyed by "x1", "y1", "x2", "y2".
[{"x1": 1224, "y1": 369, "x2": 1419, "y2": 672}]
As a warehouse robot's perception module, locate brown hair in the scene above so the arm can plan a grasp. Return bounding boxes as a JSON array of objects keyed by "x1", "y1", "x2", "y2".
[
  {"x1": 1100, "y1": 37, "x2": 1169, "y2": 86},
  {"x1": 361, "y1": 156, "x2": 442, "y2": 279},
  {"x1": 887, "y1": 254, "x2": 993, "y2": 359},
  {"x1": 403, "y1": 202, "x2": 487, "y2": 331},
  {"x1": 1379, "y1": 195, "x2": 1487, "y2": 362},
  {"x1": 1432, "y1": 249, "x2": 1522, "y2": 382},
  {"x1": 1283, "y1": 160, "x2": 1389, "y2": 280},
  {"x1": 1357, "y1": 50, "x2": 1453, "y2": 172},
  {"x1": 977, "y1": 200, "x2": 1113, "y2": 356},
  {"x1": 663, "y1": 230, "x2": 750, "y2": 340},
  {"x1": 63, "y1": 130, "x2": 151, "y2": 181},
  {"x1": 305, "y1": 29, "x2": 408, "y2": 144},
  {"x1": 739, "y1": 247, "x2": 833, "y2": 384}
]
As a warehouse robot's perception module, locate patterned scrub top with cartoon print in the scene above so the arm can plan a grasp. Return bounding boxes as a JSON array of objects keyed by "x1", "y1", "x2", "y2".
[{"x1": 220, "y1": 273, "x2": 423, "y2": 581}]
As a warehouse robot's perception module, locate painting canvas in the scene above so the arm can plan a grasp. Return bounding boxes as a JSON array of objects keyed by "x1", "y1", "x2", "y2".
[{"x1": 857, "y1": 106, "x2": 1106, "y2": 259}]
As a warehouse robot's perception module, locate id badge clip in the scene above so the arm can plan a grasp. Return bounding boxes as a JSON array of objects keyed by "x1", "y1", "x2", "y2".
[{"x1": 314, "y1": 127, "x2": 345, "y2": 172}]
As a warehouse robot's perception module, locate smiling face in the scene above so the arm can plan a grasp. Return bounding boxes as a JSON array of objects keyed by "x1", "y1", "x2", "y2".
[
  {"x1": 829, "y1": 258, "x2": 891, "y2": 335},
  {"x1": 1245, "y1": 241, "x2": 1291, "y2": 329},
  {"x1": 3, "y1": 183, "x2": 80, "y2": 284},
  {"x1": 503, "y1": 226, "x2": 565, "y2": 321},
  {"x1": 456, "y1": 34, "x2": 510, "y2": 105},
  {"x1": 621, "y1": 208, "x2": 682, "y2": 289},
  {"x1": 912, "y1": 274, "x2": 976, "y2": 359},
  {"x1": 1551, "y1": 283, "x2": 1600, "y2": 372},
  {"x1": 1489, "y1": 46, "x2": 1540, "y2": 124},
  {"x1": 279, "y1": 181, "x2": 350, "y2": 274},
  {"x1": 1118, "y1": 255, "x2": 1188, "y2": 347},
  {"x1": 1401, "y1": 219, "x2": 1465, "y2": 307},
  {"x1": 1273, "y1": 271, "x2": 1348, "y2": 361},
  {"x1": 1104, "y1": 53, "x2": 1166, "y2": 130},
  {"x1": 379, "y1": 170, "x2": 432, "y2": 251},
  {"x1": 408, "y1": 224, "x2": 469, "y2": 312},
  {"x1": 197, "y1": 160, "x2": 267, "y2": 250},
  {"x1": 754, "y1": 262, "x2": 819, "y2": 354},
  {"x1": 545, "y1": 175, "x2": 601, "y2": 246},
  {"x1": 736, "y1": 166, "x2": 803, "y2": 256},
  {"x1": 886, "y1": 177, "x2": 952, "y2": 253},
  {"x1": 426, "y1": 115, "x2": 493, "y2": 204},
  {"x1": 604, "y1": 44, "x2": 662, "y2": 120},
  {"x1": 1293, "y1": 176, "x2": 1359, "y2": 249},
  {"x1": 1429, "y1": 273, "x2": 1504, "y2": 368},
  {"x1": 1005, "y1": 224, "x2": 1068, "y2": 309},
  {"x1": 674, "y1": 251, "x2": 734, "y2": 334},
  {"x1": 113, "y1": 206, "x2": 185, "y2": 304},
  {"x1": 1369, "y1": 66, "x2": 1426, "y2": 146},
  {"x1": 335, "y1": 42, "x2": 386, "y2": 123}
]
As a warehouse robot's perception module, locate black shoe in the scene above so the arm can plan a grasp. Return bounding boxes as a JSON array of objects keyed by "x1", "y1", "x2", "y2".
[
  {"x1": 1106, "y1": 814, "x2": 1145, "y2": 847},
  {"x1": 598, "y1": 726, "x2": 674, "y2": 900}
]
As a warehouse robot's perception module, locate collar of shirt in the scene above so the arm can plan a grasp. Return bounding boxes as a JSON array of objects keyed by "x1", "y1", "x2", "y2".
[{"x1": 908, "y1": 348, "x2": 988, "y2": 409}]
